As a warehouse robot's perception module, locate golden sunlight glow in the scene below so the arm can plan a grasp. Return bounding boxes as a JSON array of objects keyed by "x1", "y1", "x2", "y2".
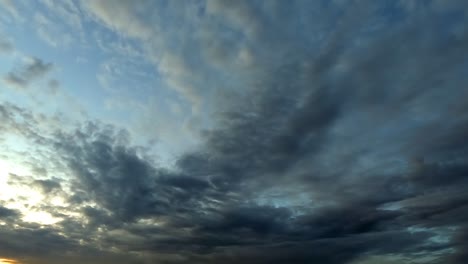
[{"x1": 0, "y1": 258, "x2": 20, "y2": 264}]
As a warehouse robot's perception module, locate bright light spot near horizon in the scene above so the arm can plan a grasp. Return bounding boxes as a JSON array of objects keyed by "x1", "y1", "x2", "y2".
[
  {"x1": 1, "y1": 159, "x2": 61, "y2": 225},
  {"x1": 0, "y1": 258, "x2": 20, "y2": 264},
  {"x1": 23, "y1": 211, "x2": 61, "y2": 225}
]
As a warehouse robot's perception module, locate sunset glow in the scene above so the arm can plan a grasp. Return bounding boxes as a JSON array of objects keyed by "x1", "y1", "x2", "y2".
[{"x1": 0, "y1": 258, "x2": 20, "y2": 264}]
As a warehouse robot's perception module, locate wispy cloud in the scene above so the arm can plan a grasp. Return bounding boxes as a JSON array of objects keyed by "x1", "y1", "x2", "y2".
[
  {"x1": 0, "y1": 38, "x2": 13, "y2": 54},
  {"x1": 3, "y1": 57, "x2": 54, "y2": 89}
]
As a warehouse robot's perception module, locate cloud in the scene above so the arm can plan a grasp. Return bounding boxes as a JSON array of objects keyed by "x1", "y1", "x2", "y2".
[
  {"x1": 39, "y1": 0, "x2": 84, "y2": 37},
  {"x1": 34, "y1": 12, "x2": 73, "y2": 47},
  {"x1": 3, "y1": 57, "x2": 54, "y2": 89},
  {"x1": 80, "y1": 0, "x2": 259, "y2": 118},
  {"x1": 82, "y1": 0, "x2": 153, "y2": 41},
  {"x1": 0, "y1": 38, "x2": 13, "y2": 54},
  {"x1": 0, "y1": 0, "x2": 21, "y2": 21},
  {"x1": 54, "y1": 122, "x2": 163, "y2": 222},
  {"x1": 1, "y1": 1, "x2": 468, "y2": 263},
  {"x1": 0, "y1": 102, "x2": 48, "y2": 142},
  {"x1": 44, "y1": 13, "x2": 468, "y2": 256},
  {"x1": 449, "y1": 227, "x2": 468, "y2": 264},
  {"x1": 33, "y1": 179, "x2": 61, "y2": 194},
  {"x1": 0, "y1": 206, "x2": 21, "y2": 219},
  {"x1": 47, "y1": 79, "x2": 60, "y2": 94},
  {"x1": 0, "y1": 222, "x2": 142, "y2": 264}
]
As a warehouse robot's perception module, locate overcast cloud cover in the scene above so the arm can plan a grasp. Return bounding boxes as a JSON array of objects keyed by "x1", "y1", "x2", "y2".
[{"x1": 1, "y1": 0, "x2": 468, "y2": 263}]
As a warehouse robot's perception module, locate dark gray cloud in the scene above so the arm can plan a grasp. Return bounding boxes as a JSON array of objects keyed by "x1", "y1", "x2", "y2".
[
  {"x1": 48, "y1": 121, "x2": 414, "y2": 263},
  {"x1": 0, "y1": 205, "x2": 20, "y2": 219},
  {"x1": 33, "y1": 179, "x2": 61, "y2": 194},
  {"x1": 449, "y1": 228, "x2": 468, "y2": 264},
  {"x1": 44, "y1": 10, "x2": 468, "y2": 259},
  {"x1": 0, "y1": 225, "x2": 77, "y2": 258},
  {"x1": 0, "y1": 222, "x2": 142, "y2": 264},
  {"x1": 3, "y1": 57, "x2": 54, "y2": 89}
]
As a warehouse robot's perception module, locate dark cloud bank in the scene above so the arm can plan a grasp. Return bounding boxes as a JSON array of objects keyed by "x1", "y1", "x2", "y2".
[{"x1": 2, "y1": 1, "x2": 468, "y2": 264}]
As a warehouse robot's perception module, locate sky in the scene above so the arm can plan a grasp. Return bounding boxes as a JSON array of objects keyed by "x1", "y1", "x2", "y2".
[{"x1": 0, "y1": 0, "x2": 468, "y2": 263}]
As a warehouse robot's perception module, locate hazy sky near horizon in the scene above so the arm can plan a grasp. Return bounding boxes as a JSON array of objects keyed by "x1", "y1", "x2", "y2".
[{"x1": 1, "y1": 1, "x2": 468, "y2": 263}]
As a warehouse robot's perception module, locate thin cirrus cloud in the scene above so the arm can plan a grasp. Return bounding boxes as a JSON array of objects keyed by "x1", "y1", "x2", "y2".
[{"x1": 0, "y1": 1, "x2": 468, "y2": 264}]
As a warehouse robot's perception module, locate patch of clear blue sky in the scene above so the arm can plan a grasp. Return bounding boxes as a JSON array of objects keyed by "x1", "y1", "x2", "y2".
[
  {"x1": 1, "y1": 2, "x2": 104, "y2": 113},
  {"x1": 0, "y1": 1, "x2": 185, "y2": 144}
]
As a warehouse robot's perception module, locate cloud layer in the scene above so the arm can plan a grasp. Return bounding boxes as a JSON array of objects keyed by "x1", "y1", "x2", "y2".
[{"x1": 1, "y1": 0, "x2": 468, "y2": 264}]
